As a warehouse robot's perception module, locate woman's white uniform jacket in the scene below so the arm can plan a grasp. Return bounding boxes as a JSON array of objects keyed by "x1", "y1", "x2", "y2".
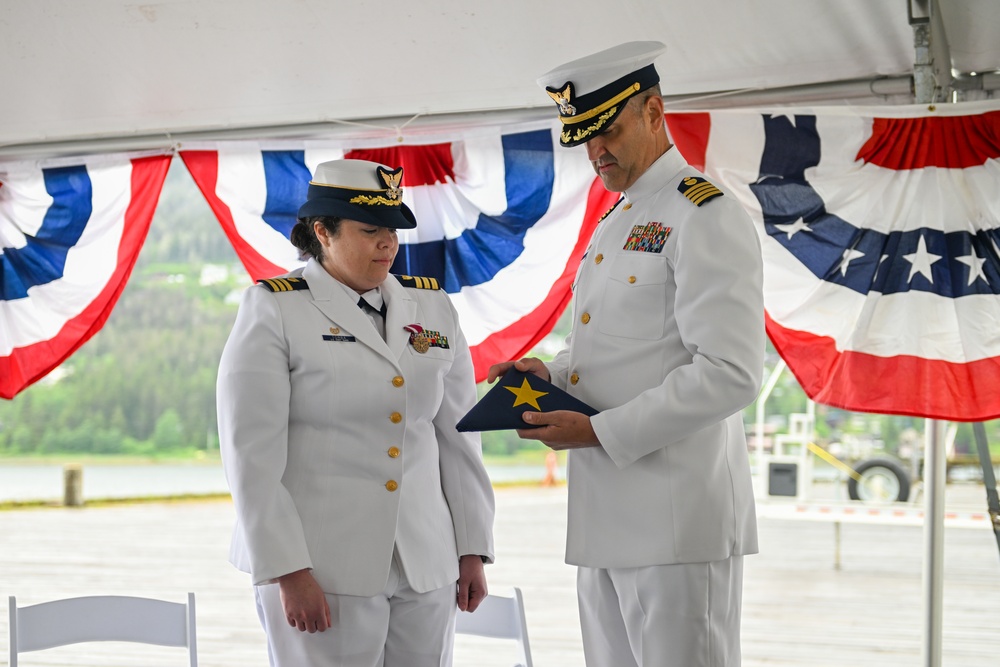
[
  {"x1": 547, "y1": 147, "x2": 765, "y2": 569},
  {"x1": 217, "y1": 259, "x2": 495, "y2": 597}
]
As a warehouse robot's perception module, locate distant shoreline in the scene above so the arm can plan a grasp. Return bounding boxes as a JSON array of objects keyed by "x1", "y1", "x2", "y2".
[
  {"x1": 0, "y1": 450, "x2": 558, "y2": 467},
  {"x1": 0, "y1": 455, "x2": 567, "y2": 508},
  {"x1": 0, "y1": 454, "x2": 224, "y2": 466},
  {"x1": 0, "y1": 481, "x2": 563, "y2": 512}
]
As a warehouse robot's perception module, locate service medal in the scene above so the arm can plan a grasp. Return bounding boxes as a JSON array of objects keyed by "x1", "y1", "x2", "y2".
[
  {"x1": 411, "y1": 334, "x2": 430, "y2": 353},
  {"x1": 404, "y1": 323, "x2": 429, "y2": 353}
]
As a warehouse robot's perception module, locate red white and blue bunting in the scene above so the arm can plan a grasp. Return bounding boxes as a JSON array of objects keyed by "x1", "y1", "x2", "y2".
[
  {"x1": 180, "y1": 128, "x2": 617, "y2": 381},
  {"x1": 5, "y1": 104, "x2": 1000, "y2": 421},
  {"x1": 0, "y1": 153, "x2": 171, "y2": 399},
  {"x1": 667, "y1": 102, "x2": 1000, "y2": 421}
]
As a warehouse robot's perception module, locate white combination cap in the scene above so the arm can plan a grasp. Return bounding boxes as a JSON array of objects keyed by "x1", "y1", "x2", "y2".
[
  {"x1": 537, "y1": 41, "x2": 667, "y2": 147},
  {"x1": 297, "y1": 159, "x2": 416, "y2": 229}
]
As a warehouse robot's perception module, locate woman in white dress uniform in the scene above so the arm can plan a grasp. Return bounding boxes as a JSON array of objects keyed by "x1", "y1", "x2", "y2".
[{"x1": 217, "y1": 159, "x2": 495, "y2": 667}]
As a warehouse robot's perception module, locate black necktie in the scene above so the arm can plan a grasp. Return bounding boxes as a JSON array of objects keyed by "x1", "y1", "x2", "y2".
[
  {"x1": 358, "y1": 297, "x2": 388, "y2": 340},
  {"x1": 357, "y1": 297, "x2": 387, "y2": 319}
]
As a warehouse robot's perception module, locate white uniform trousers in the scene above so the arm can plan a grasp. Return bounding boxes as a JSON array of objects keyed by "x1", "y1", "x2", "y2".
[
  {"x1": 578, "y1": 555, "x2": 744, "y2": 667},
  {"x1": 254, "y1": 550, "x2": 457, "y2": 667}
]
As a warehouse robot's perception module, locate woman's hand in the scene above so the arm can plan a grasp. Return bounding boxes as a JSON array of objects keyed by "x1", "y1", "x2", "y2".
[
  {"x1": 456, "y1": 555, "x2": 488, "y2": 612},
  {"x1": 278, "y1": 568, "x2": 331, "y2": 633}
]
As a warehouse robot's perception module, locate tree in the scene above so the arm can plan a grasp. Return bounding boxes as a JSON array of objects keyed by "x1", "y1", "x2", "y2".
[{"x1": 152, "y1": 409, "x2": 186, "y2": 451}]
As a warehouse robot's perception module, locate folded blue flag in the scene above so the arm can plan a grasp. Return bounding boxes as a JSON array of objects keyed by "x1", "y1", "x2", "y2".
[{"x1": 457, "y1": 368, "x2": 599, "y2": 432}]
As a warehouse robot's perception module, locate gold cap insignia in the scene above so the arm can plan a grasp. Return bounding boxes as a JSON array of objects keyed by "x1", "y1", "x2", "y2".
[
  {"x1": 546, "y1": 83, "x2": 576, "y2": 116},
  {"x1": 377, "y1": 166, "x2": 403, "y2": 201}
]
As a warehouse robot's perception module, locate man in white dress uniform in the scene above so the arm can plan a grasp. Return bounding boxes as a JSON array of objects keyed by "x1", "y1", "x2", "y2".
[
  {"x1": 489, "y1": 41, "x2": 765, "y2": 667},
  {"x1": 219, "y1": 159, "x2": 495, "y2": 667}
]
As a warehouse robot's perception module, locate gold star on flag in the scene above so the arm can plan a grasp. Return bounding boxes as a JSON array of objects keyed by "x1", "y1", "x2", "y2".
[{"x1": 504, "y1": 378, "x2": 549, "y2": 410}]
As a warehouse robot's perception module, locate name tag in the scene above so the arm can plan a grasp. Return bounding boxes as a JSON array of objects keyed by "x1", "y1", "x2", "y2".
[{"x1": 322, "y1": 334, "x2": 356, "y2": 342}]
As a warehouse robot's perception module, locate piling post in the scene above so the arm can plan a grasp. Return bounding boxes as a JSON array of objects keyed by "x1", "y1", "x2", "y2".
[{"x1": 63, "y1": 464, "x2": 83, "y2": 507}]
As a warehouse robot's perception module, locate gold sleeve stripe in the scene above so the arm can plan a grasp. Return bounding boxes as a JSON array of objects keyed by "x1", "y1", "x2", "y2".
[
  {"x1": 684, "y1": 182, "x2": 719, "y2": 198},
  {"x1": 257, "y1": 277, "x2": 310, "y2": 292},
  {"x1": 690, "y1": 191, "x2": 722, "y2": 206},
  {"x1": 684, "y1": 184, "x2": 723, "y2": 205},
  {"x1": 415, "y1": 276, "x2": 440, "y2": 290},
  {"x1": 691, "y1": 190, "x2": 722, "y2": 206},
  {"x1": 396, "y1": 274, "x2": 442, "y2": 290},
  {"x1": 691, "y1": 191, "x2": 723, "y2": 206}
]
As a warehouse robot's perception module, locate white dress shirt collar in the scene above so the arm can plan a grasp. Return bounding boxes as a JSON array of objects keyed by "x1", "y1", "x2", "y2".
[
  {"x1": 623, "y1": 146, "x2": 686, "y2": 205},
  {"x1": 330, "y1": 277, "x2": 386, "y2": 338}
]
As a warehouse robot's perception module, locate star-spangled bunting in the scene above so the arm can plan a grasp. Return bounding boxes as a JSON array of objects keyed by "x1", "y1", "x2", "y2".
[
  {"x1": 666, "y1": 103, "x2": 1000, "y2": 421},
  {"x1": 0, "y1": 153, "x2": 172, "y2": 399},
  {"x1": 180, "y1": 129, "x2": 619, "y2": 382},
  {"x1": 9, "y1": 105, "x2": 1000, "y2": 421}
]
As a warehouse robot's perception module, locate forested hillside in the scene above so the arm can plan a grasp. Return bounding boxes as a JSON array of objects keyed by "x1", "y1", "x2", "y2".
[{"x1": 0, "y1": 161, "x2": 246, "y2": 456}]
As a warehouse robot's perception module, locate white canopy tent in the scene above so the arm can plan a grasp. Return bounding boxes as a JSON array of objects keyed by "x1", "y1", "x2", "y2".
[
  {"x1": 2, "y1": 0, "x2": 998, "y2": 159},
  {"x1": 3, "y1": 3, "x2": 999, "y2": 667}
]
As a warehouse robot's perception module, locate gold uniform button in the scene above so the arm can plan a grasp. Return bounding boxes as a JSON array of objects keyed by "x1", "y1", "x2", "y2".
[
  {"x1": 388, "y1": 447, "x2": 400, "y2": 458},
  {"x1": 385, "y1": 480, "x2": 398, "y2": 492},
  {"x1": 392, "y1": 376, "x2": 404, "y2": 387},
  {"x1": 628, "y1": 276, "x2": 637, "y2": 284},
  {"x1": 570, "y1": 373, "x2": 580, "y2": 385},
  {"x1": 389, "y1": 412, "x2": 402, "y2": 424},
  {"x1": 595, "y1": 253, "x2": 604, "y2": 264},
  {"x1": 581, "y1": 312, "x2": 591, "y2": 324},
  {"x1": 623, "y1": 203, "x2": 633, "y2": 211}
]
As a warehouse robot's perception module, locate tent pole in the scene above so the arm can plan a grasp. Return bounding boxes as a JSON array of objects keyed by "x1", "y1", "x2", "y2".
[
  {"x1": 909, "y1": 0, "x2": 953, "y2": 102},
  {"x1": 920, "y1": 418, "x2": 946, "y2": 667},
  {"x1": 911, "y1": 4, "x2": 950, "y2": 666}
]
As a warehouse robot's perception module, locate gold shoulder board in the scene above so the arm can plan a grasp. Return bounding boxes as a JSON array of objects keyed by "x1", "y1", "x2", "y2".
[
  {"x1": 256, "y1": 277, "x2": 310, "y2": 292},
  {"x1": 677, "y1": 176, "x2": 724, "y2": 207},
  {"x1": 395, "y1": 274, "x2": 441, "y2": 290}
]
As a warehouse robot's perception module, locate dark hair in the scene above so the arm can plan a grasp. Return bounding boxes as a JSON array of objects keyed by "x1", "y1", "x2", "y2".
[{"x1": 290, "y1": 216, "x2": 342, "y2": 261}]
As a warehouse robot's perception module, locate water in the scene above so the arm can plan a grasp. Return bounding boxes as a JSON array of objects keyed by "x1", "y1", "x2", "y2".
[
  {"x1": 0, "y1": 463, "x2": 565, "y2": 502},
  {"x1": 1, "y1": 459, "x2": 928, "y2": 504}
]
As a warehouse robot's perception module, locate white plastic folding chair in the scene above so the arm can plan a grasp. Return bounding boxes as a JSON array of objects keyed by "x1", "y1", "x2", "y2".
[
  {"x1": 8, "y1": 593, "x2": 197, "y2": 666},
  {"x1": 455, "y1": 586, "x2": 533, "y2": 667}
]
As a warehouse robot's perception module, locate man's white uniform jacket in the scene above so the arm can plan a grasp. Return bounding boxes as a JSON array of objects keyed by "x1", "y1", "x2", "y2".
[
  {"x1": 547, "y1": 147, "x2": 765, "y2": 568},
  {"x1": 217, "y1": 259, "x2": 495, "y2": 596}
]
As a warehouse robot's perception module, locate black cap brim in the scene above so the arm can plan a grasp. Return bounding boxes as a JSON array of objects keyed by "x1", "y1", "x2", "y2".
[
  {"x1": 297, "y1": 185, "x2": 417, "y2": 229},
  {"x1": 559, "y1": 106, "x2": 630, "y2": 148}
]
